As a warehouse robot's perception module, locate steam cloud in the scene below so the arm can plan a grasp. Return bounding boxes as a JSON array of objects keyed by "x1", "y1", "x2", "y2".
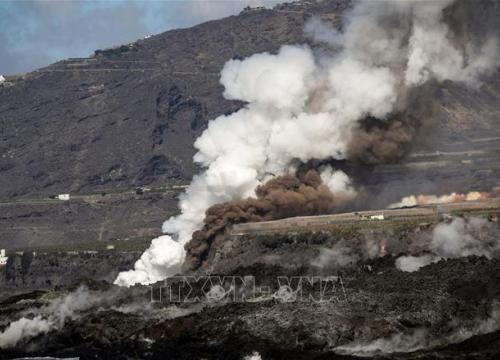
[
  {"x1": 244, "y1": 352, "x2": 263, "y2": 360},
  {"x1": 396, "y1": 217, "x2": 500, "y2": 272},
  {"x1": 0, "y1": 286, "x2": 151, "y2": 349},
  {"x1": 0, "y1": 316, "x2": 52, "y2": 349},
  {"x1": 116, "y1": 0, "x2": 499, "y2": 286},
  {"x1": 335, "y1": 302, "x2": 500, "y2": 356},
  {"x1": 311, "y1": 246, "x2": 360, "y2": 269},
  {"x1": 389, "y1": 189, "x2": 500, "y2": 208},
  {"x1": 309, "y1": 215, "x2": 498, "y2": 272},
  {"x1": 184, "y1": 169, "x2": 354, "y2": 270},
  {"x1": 0, "y1": 286, "x2": 99, "y2": 348},
  {"x1": 311, "y1": 229, "x2": 386, "y2": 270}
]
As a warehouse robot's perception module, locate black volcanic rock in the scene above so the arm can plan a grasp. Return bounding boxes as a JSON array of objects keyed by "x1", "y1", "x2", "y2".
[{"x1": 1, "y1": 257, "x2": 500, "y2": 359}]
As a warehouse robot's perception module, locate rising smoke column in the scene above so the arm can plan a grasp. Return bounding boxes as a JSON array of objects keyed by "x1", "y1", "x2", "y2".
[
  {"x1": 0, "y1": 286, "x2": 111, "y2": 349},
  {"x1": 115, "y1": 0, "x2": 499, "y2": 286},
  {"x1": 389, "y1": 188, "x2": 500, "y2": 208},
  {"x1": 184, "y1": 169, "x2": 355, "y2": 270},
  {"x1": 396, "y1": 216, "x2": 500, "y2": 272}
]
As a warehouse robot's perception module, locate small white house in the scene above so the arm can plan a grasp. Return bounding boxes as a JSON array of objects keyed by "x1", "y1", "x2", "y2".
[
  {"x1": 106, "y1": 245, "x2": 115, "y2": 250},
  {"x1": 0, "y1": 249, "x2": 8, "y2": 266},
  {"x1": 57, "y1": 194, "x2": 70, "y2": 201},
  {"x1": 0, "y1": 75, "x2": 5, "y2": 84},
  {"x1": 370, "y1": 214, "x2": 385, "y2": 221}
]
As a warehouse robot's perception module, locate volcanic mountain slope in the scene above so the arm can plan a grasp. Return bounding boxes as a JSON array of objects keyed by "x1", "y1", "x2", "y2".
[
  {"x1": 0, "y1": 0, "x2": 499, "y2": 201},
  {"x1": 0, "y1": 1, "x2": 347, "y2": 199},
  {"x1": 1, "y1": 0, "x2": 500, "y2": 253}
]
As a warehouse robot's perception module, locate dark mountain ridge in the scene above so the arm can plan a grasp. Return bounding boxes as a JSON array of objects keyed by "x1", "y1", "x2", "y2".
[
  {"x1": 0, "y1": 0, "x2": 499, "y2": 251},
  {"x1": 0, "y1": 1, "x2": 351, "y2": 199},
  {"x1": 1, "y1": 0, "x2": 497, "y2": 201}
]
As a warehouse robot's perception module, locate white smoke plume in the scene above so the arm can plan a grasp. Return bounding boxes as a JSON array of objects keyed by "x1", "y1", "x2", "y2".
[
  {"x1": 116, "y1": 0, "x2": 500, "y2": 286},
  {"x1": 311, "y1": 233, "x2": 387, "y2": 269},
  {"x1": 335, "y1": 302, "x2": 500, "y2": 356},
  {"x1": 243, "y1": 351, "x2": 263, "y2": 360},
  {"x1": 312, "y1": 246, "x2": 360, "y2": 269},
  {"x1": 0, "y1": 286, "x2": 120, "y2": 349},
  {"x1": 396, "y1": 217, "x2": 499, "y2": 272},
  {"x1": 403, "y1": 3, "x2": 499, "y2": 86},
  {"x1": 320, "y1": 166, "x2": 356, "y2": 200},
  {"x1": 395, "y1": 254, "x2": 440, "y2": 272},
  {"x1": 335, "y1": 328, "x2": 430, "y2": 355},
  {"x1": 389, "y1": 189, "x2": 499, "y2": 208},
  {"x1": 0, "y1": 316, "x2": 53, "y2": 349}
]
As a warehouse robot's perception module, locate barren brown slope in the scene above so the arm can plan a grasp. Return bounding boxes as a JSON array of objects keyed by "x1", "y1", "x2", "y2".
[{"x1": 0, "y1": 1, "x2": 351, "y2": 199}]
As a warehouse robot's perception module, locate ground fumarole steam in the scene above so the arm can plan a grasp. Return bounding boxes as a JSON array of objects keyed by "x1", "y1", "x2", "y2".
[{"x1": 115, "y1": 0, "x2": 500, "y2": 286}]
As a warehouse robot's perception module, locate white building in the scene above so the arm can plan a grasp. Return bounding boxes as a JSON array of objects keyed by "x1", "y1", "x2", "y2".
[
  {"x1": 0, "y1": 75, "x2": 5, "y2": 84},
  {"x1": 57, "y1": 194, "x2": 70, "y2": 201},
  {"x1": 0, "y1": 249, "x2": 8, "y2": 266}
]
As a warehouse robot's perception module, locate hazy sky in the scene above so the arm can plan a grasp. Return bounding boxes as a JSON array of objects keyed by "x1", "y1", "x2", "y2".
[{"x1": 0, "y1": 0, "x2": 281, "y2": 75}]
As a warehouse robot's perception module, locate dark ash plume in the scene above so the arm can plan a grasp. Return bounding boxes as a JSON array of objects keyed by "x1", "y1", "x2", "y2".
[
  {"x1": 184, "y1": 170, "x2": 352, "y2": 270},
  {"x1": 117, "y1": 0, "x2": 500, "y2": 286}
]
